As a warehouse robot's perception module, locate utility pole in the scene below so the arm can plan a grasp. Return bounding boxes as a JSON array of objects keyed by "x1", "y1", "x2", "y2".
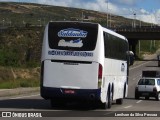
[
  {"x1": 109, "y1": 9, "x2": 111, "y2": 28},
  {"x1": 139, "y1": 20, "x2": 141, "y2": 28},
  {"x1": 131, "y1": 9, "x2": 136, "y2": 28},
  {"x1": 82, "y1": 12, "x2": 84, "y2": 22},
  {"x1": 154, "y1": 40, "x2": 156, "y2": 48},
  {"x1": 133, "y1": 13, "x2": 136, "y2": 28},
  {"x1": 139, "y1": 8, "x2": 142, "y2": 28},
  {"x1": 106, "y1": 0, "x2": 109, "y2": 27},
  {"x1": 150, "y1": 40, "x2": 153, "y2": 52},
  {"x1": 139, "y1": 40, "x2": 141, "y2": 55}
]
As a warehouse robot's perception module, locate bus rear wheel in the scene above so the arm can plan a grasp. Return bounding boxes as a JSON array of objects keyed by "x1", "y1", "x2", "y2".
[
  {"x1": 116, "y1": 98, "x2": 123, "y2": 104},
  {"x1": 101, "y1": 91, "x2": 112, "y2": 109}
]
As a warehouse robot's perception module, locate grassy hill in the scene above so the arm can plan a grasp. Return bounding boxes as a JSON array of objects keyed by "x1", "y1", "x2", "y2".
[{"x1": 0, "y1": 2, "x2": 150, "y2": 27}]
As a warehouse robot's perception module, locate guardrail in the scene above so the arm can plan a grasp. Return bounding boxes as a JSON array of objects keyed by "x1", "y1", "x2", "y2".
[{"x1": 114, "y1": 26, "x2": 160, "y2": 32}]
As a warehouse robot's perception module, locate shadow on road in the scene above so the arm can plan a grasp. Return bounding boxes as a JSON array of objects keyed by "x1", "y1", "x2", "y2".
[
  {"x1": 0, "y1": 99, "x2": 120, "y2": 117},
  {"x1": 0, "y1": 99, "x2": 50, "y2": 110},
  {"x1": 0, "y1": 99, "x2": 98, "y2": 110},
  {"x1": 125, "y1": 97, "x2": 158, "y2": 101}
]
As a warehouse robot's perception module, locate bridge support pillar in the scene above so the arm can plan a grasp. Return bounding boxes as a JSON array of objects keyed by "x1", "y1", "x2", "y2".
[{"x1": 128, "y1": 39, "x2": 138, "y2": 58}]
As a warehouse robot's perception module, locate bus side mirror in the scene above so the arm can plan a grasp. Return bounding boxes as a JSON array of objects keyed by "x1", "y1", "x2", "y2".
[
  {"x1": 157, "y1": 55, "x2": 160, "y2": 67},
  {"x1": 127, "y1": 51, "x2": 135, "y2": 66},
  {"x1": 157, "y1": 55, "x2": 160, "y2": 61}
]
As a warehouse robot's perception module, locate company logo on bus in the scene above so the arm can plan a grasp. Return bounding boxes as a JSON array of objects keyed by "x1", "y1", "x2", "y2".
[
  {"x1": 58, "y1": 38, "x2": 83, "y2": 48},
  {"x1": 58, "y1": 28, "x2": 88, "y2": 38}
]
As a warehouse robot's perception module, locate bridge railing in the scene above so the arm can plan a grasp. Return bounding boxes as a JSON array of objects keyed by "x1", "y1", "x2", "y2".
[{"x1": 113, "y1": 26, "x2": 160, "y2": 32}]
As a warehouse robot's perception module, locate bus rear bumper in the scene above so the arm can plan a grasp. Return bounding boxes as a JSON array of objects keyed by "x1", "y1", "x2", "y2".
[{"x1": 41, "y1": 87, "x2": 101, "y2": 101}]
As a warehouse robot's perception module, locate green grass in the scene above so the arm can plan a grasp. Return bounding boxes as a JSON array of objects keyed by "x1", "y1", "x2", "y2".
[{"x1": 0, "y1": 78, "x2": 40, "y2": 89}]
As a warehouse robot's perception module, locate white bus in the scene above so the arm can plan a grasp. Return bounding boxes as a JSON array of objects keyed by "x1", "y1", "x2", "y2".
[{"x1": 41, "y1": 21, "x2": 134, "y2": 109}]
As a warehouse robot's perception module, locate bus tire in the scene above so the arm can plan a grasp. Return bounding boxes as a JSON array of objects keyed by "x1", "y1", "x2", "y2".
[
  {"x1": 116, "y1": 98, "x2": 123, "y2": 105},
  {"x1": 101, "y1": 101, "x2": 107, "y2": 109},
  {"x1": 135, "y1": 91, "x2": 140, "y2": 100},
  {"x1": 107, "y1": 90, "x2": 112, "y2": 108},
  {"x1": 156, "y1": 92, "x2": 160, "y2": 101},
  {"x1": 101, "y1": 88, "x2": 112, "y2": 109},
  {"x1": 123, "y1": 84, "x2": 126, "y2": 98}
]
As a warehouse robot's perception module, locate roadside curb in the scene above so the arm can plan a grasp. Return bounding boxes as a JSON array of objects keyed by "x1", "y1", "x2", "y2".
[{"x1": 0, "y1": 87, "x2": 40, "y2": 97}]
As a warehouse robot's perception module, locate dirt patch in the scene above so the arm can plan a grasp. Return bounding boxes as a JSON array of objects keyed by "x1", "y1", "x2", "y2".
[
  {"x1": 12, "y1": 67, "x2": 40, "y2": 79},
  {"x1": 20, "y1": 4, "x2": 39, "y2": 9},
  {"x1": 0, "y1": 67, "x2": 40, "y2": 81},
  {"x1": 0, "y1": 67, "x2": 14, "y2": 81},
  {"x1": 143, "y1": 49, "x2": 160, "y2": 60}
]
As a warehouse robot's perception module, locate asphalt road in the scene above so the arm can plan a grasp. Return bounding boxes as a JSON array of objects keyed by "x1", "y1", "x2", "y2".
[{"x1": 0, "y1": 61, "x2": 160, "y2": 120}]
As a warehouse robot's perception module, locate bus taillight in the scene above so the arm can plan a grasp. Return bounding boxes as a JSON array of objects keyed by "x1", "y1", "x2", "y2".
[
  {"x1": 99, "y1": 64, "x2": 102, "y2": 78},
  {"x1": 98, "y1": 64, "x2": 103, "y2": 88}
]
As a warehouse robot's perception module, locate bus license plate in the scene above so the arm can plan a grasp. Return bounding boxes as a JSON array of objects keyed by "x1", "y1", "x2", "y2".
[{"x1": 64, "y1": 89, "x2": 75, "y2": 94}]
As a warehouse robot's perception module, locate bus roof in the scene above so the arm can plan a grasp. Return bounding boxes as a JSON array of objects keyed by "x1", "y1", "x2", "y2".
[{"x1": 102, "y1": 27, "x2": 127, "y2": 41}]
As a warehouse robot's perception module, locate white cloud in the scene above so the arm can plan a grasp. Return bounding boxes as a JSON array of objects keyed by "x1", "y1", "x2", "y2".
[
  {"x1": 138, "y1": 14, "x2": 155, "y2": 24},
  {"x1": 35, "y1": 0, "x2": 160, "y2": 24},
  {"x1": 140, "y1": 9, "x2": 149, "y2": 15},
  {"x1": 154, "y1": 9, "x2": 160, "y2": 24},
  {"x1": 130, "y1": 9, "x2": 160, "y2": 24}
]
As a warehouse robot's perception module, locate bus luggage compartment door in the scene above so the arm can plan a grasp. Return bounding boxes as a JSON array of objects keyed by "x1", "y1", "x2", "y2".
[{"x1": 43, "y1": 60, "x2": 99, "y2": 89}]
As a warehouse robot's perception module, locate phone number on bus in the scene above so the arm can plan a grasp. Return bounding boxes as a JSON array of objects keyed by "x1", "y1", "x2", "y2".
[{"x1": 48, "y1": 50, "x2": 94, "y2": 57}]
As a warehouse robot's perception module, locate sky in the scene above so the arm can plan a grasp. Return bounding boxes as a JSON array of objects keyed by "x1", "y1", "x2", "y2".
[{"x1": 1, "y1": 0, "x2": 160, "y2": 24}]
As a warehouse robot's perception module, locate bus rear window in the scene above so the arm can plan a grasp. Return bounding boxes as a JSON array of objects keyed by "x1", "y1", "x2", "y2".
[{"x1": 48, "y1": 22, "x2": 98, "y2": 51}]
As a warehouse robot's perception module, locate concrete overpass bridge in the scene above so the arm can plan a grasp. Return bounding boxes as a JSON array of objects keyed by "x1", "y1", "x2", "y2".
[{"x1": 114, "y1": 26, "x2": 160, "y2": 57}]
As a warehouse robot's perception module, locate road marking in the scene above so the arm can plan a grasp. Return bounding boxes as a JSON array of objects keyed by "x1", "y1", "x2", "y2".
[
  {"x1": 136, "y1": 100, "x2": 142, "y2": 104},
  {"x1": 133, "y1": 74, "x2": 141, "y2": 81},
  {"x1": 10, "y1": 94, "x2": 40, "y2": 99},
  {"x1": 124, "y1": 105, "x2": 132, "y2": 109},
  {"x1": 130, "y1": 61, "x2": 151, "y2": 70}
]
